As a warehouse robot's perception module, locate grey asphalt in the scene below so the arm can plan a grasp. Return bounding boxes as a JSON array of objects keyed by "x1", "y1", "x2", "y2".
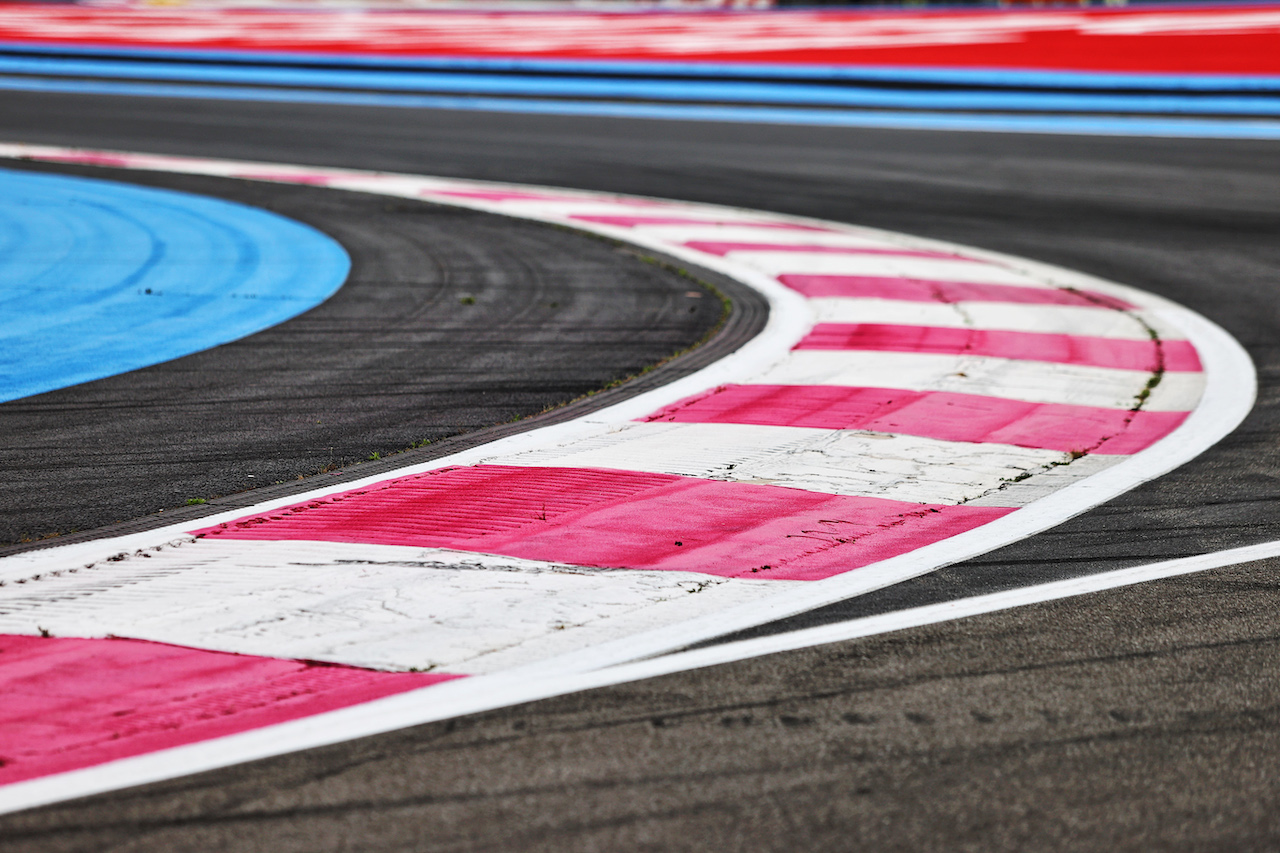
[
  {"x1": 0, "y1": 160, "x2": 736, "y2": 548},
  {"x1": 0, "y1": 90, "x2": 1278, "y2": 850}
]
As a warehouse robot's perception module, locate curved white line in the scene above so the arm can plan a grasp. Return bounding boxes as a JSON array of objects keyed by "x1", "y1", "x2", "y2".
[
  {"x1": 512, "y1": 273, "x2": 1255, "y2": 675},
  {"x1": 3, "y1": 535, "x2": 1276, "y2": 818},
  {"x1": 0, "y1": 142, "x2": 1257, "y2": 813}
]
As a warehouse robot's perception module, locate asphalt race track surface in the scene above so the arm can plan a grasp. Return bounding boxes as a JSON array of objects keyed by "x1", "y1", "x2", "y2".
[
  {"x1": 0, "y1": 160, "x2": 731, "y2": 548},
  {"x1": 2, "y1": 91, "x2": 1279, "y2": 850}
]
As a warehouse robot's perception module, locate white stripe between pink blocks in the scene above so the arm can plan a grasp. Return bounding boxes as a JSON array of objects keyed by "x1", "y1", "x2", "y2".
[{"x1": 0, "y1": 144, "x2": 1254, "y2": 812}]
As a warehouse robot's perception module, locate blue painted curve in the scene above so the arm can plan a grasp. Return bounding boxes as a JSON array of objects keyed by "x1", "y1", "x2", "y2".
[{"x1": 0, "y1": 168, "x2": 350, "y2": 403}]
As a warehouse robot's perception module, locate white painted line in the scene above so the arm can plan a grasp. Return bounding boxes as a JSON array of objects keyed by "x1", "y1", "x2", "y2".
[
  {"x1": 722, "y1": 251, "x2": 1047, "y2": 285},
  {"x1": 3, "y1": 537, "x2": 1276, "y2": 818},
  {"x1": 752, "y1": 350, "x2": 1205, "y2": 411},
  {"x1": 0, "y1": 540, "x2": 789, "y2": 674},
  {"x1": 808, "y1": 298, "x2": 1172, "y2": 340},
  {"x1": 640, "y1": 539, "x2": 1280, "y2": 678},
  {"x1": 518, "y1": 305, "x2": 1249, "y2": 675},
  {"x1": 630, "y1": 225, "x2": 899, "y2": 247},
  {"x1": 0, "y1": 143, "x2": 1256, "y2": 811},
  {"x1": 0, "y1": 146, "x2": 1246, "y2": 637},
  {"x1": 492, "y1": 420, "x2": 1067, "y2": 504}
]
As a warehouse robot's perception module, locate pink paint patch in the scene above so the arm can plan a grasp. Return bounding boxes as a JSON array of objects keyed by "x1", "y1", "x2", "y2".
[
  {"x1": 644, "y1": 384, "x2": 1188, "y2": 455},
  {"x1": 796, "y1": 323, "x2": 1203, "y2": 372},
  {"x1": 683, "y1": 242, "x2": 963, "y2": 260},
  {"x1": 193, "y1": 466, "x2": 1012, "y2": 582},
  {"x1": 0, "y1": 635, "x2": 459, "y2": 787},
  {"x1": 37, "y1": 152, "x2": 133, "y2": 168},
  {"x1": 565, "y1": 215, "x2": 833, "y2": 230},
  {"x1": 231, "y1": 171, "x2": 335, "y2": 185},
  {"x1": 433, "y1": 190, "x2": 597, "y2": 202},
  {"x1": 777, "y1": 275, "x2": 1137, "y2": 309}
]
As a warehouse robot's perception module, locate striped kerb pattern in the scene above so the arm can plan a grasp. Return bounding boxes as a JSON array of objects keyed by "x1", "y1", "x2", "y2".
[
  {"x1": 0, "y1": 149, "x2": 1212, "y2": 791},
  {"x1": 190, "y1": 178, "x2": 1204, "y2": 578},
  {"x1": 0, "y1": 634, "x2": 458, "y2": 787}
]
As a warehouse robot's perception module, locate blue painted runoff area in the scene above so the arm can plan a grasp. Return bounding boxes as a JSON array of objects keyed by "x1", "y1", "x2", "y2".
[
  {"x1": 4, "y1": 75, "x2": 1280, "y2": 140},
  {"x1": 4, "y1": 40, "x2": 1280, "y2": 92},
  {"x1": 5, "y1": 54, "x2": 1280, "y2": 115},
  {"x1": 0, "y1": 168, "x2": 350, "y2": 403}
]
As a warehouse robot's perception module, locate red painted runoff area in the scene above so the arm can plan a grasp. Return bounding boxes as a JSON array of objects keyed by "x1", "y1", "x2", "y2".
[
  {"x1": 0, "y1": 6, "x2": 1276, "y2": 75},
  {"x1": 0, "y1": 634, "x2": 458, "y2": 786},
  {"x1": 644, "y1": 384, "x2": 1187, "y2": 455},
  {"x1": 194, "y1": 465, "x2": 1013, "y2": 581},
  {"x1": 797, "y1": 323, "x2": 1204, "y2": 372},
  {"x1": 777, "y1": 274, "x2": 1136, "y2": 310}
]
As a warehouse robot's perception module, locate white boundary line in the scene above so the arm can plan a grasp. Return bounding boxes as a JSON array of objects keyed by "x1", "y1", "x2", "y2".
[
  {"x1": 516, "y1": 302, "x2": 1254, "y2": 675},
  {"x1": 3, "y1": 538, "x2": 1276, "y2": 817},
  {"x1": 0, "y1": 143, "x2": 1259, "y2": 811}
]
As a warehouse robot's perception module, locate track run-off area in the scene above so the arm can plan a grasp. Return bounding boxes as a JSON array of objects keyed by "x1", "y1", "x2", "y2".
[{"x1": 2, "y1": 4, "x2": 1280, "y2": 849}]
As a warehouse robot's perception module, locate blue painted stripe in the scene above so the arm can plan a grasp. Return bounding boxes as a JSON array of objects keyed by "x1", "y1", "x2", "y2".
[
  {"x1": 3, "y1": 74, "x2": 1280, "y2": 140},
  {"x1": 5, "y1": 54, "x2": 1280, "y2": 115},
  {"x1": 0, "y1": 168, "x2": 350, "y2": 403},
  {"x1": 4, "y1": 40, "x2": 1280, "y2": 93}
]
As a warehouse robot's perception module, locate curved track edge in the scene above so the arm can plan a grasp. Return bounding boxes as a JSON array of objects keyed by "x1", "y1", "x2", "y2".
[{"x1": 0, "y1": 142, "x2": 1256, "y2": 815}]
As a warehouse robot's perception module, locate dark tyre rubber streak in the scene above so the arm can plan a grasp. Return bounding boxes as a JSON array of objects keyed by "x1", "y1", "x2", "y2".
[{"x1": 2, "y1": 91, "x2": 1279, "y2": 850}]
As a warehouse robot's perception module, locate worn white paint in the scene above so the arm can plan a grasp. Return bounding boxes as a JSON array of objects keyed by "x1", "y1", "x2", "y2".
[
  {"x1": 0, "y1": 539, "x2": 788, "y2": 675},
  {"x1": 4, "y1": 537, "x2": 1276, "y2": 818},
  {"x1": 491, "y1": 420, "x2": 1067, "y2": 503},
  {"x1": 629, "y1": 224, "x2": 903, "y2": 247},
  {"x1": 752, "y1": 350, "x2": 1205, "y2": 411},
  {"x1": 0, "y1": 143, "x2": 1254, "y2": 812},
  {"x1": 808, "y1": 298, "x2": 1178, "y2": 340},
  {"x1": 718, "y1": 251, "x2": 1053, "y2": 285}
]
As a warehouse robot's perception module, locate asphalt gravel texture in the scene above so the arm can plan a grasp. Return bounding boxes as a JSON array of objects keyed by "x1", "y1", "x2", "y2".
[
  {"x1": 1, "y1": 90, "x2": 1278, "y2": 850},
  {"x1": 0, "y1": 160, "x2": 728, "y2": 547}
]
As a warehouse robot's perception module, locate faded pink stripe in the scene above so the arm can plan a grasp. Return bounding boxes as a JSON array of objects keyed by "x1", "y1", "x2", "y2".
[
  {"x1": 431, "y1": 190, "x2": 660, "y2": 203},
  {"x1": 778, "y1": 274, "x2": 1137, "y2": 310},
  {"x1": 194, "y1": 466, "x2": 1012, "y2": 582},
  {"x1": 643, "y1": 384, "x2": 1187, "y2": 455},
  {"x1": 37, "y1": 152, "x2": 134, "y2": 168},
  {"x1": 434, "y1": 190, "x2": 582, "y2": 201},
  {"x1": 797, "y1": 323, "x2": 1203, "y2": 372},
  {"x1": 684, "y1": 241, "x2": 962, "y2": 260},
  {"x1": 0, "y1": 635, "x2": 459, "y2": 786},
  {"x1": 566, "y1": 215, "x2": 832, "y2": 230},
  {"x1": 231, "y1": 171, "x2": 335, "y2": 186}
]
